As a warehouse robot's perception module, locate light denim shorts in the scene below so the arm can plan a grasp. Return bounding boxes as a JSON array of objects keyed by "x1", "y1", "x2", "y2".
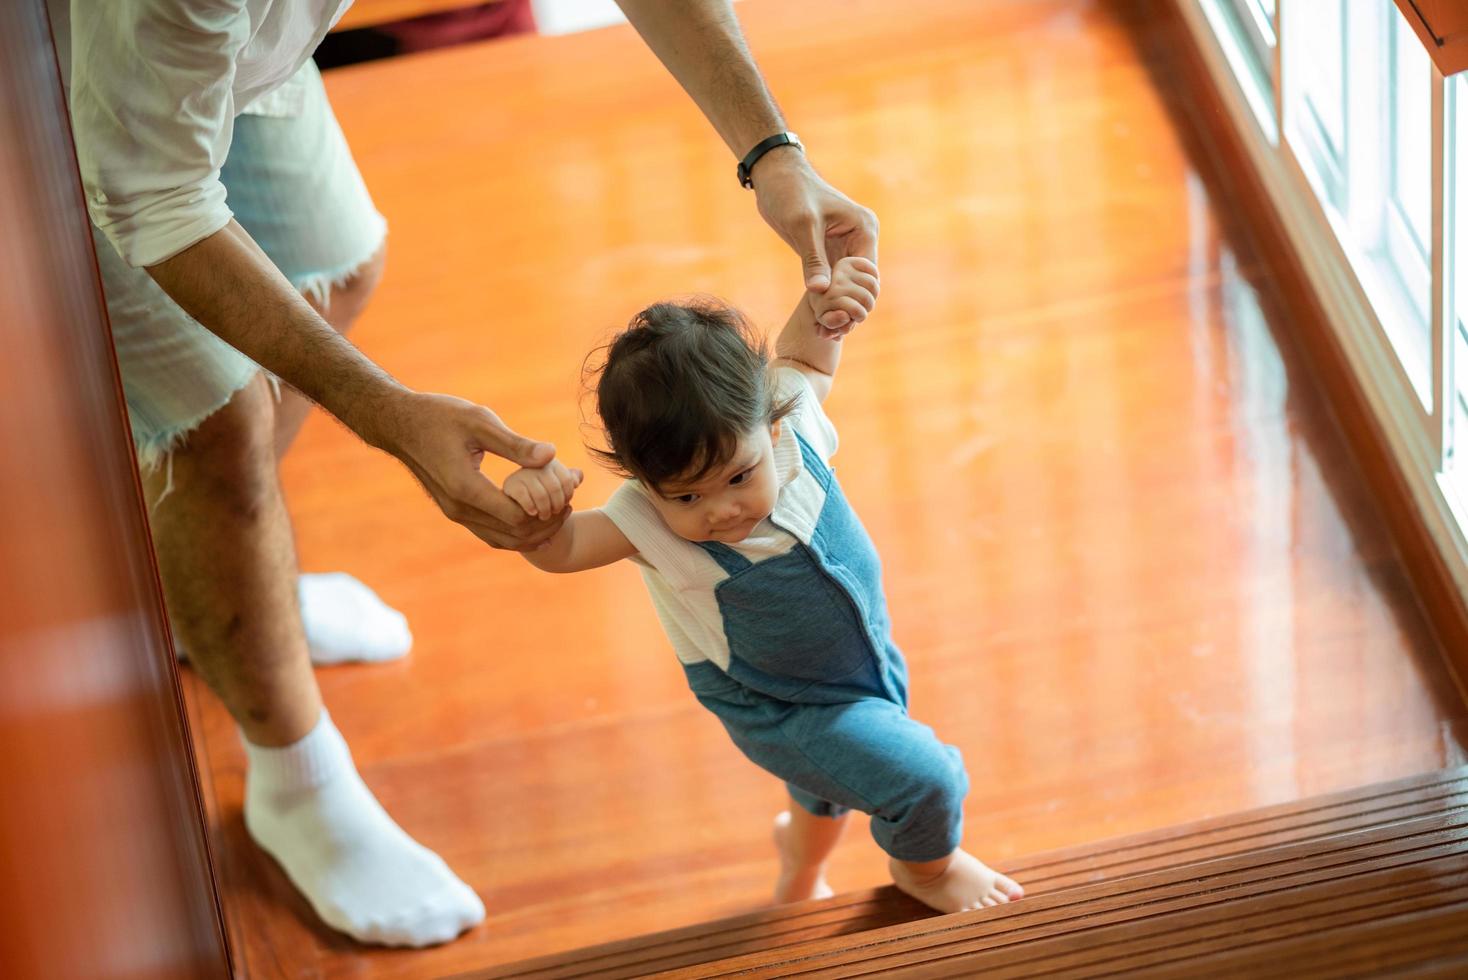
[{"x1": 93, "y1": 60, "x2": 387, "y2": 469}]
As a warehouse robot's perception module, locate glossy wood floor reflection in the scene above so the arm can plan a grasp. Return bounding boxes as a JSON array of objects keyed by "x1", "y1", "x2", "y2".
[{"x1": 178, "y1": 0, "x2": 1468, "y2": 976}]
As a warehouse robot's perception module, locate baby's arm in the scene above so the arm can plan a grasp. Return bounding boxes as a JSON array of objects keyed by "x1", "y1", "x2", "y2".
[
  {"x1": 775, "y1": 256, "x2": 878, "y2": 403},
  {"x1": 522, "y1": 510, "x2": 638, "y2": 573}
]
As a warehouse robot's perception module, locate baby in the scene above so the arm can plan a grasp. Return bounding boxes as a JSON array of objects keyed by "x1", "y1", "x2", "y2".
[{"x1": 502, "y1": 257, "x2": 1023, "y2": 912}]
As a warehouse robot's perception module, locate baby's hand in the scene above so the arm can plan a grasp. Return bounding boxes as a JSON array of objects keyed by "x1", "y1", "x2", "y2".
[
  {"x1": 807, "y1": 256, "x2": 879, "y2": 339},
  {"x1": 503, "y1": 460, "x2": 584, "y2": 520}
]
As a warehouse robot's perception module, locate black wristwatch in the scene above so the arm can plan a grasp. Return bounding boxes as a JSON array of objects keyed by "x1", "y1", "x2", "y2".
[{"x1": 738, "y1": 132, "x2": 803, "y2": 189}]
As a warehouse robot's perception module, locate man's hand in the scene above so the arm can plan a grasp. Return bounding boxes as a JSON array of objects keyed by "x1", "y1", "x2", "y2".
[
  {"x1": 504, "y1": 460, "x2": 585, "y2": 521},
  {"x1": 751, "y1": 150, "x2": 879, "y2": 338},
  {"x1": 806, "y1": 256, "x2": 879, "y2": 333},
  {"x1": 365, "y1": 390, "x2": 570, "y2": 551}
]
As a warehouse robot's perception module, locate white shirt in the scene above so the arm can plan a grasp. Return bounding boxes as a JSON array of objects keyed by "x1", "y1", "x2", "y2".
[
  {"x1": 601, "y1": 368, "x2": 840, "y2": 671},
  {"x1": 50, "y1": 0, "x2": 353, "y2": 267}
]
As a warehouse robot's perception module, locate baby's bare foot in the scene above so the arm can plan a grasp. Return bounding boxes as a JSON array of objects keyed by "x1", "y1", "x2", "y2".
[
  {"x1": 772, "y1": 811, "x2": 835, "y2": 904},
  {"x1": 889, "y1": 848, "x2": 1023, "y2": 913}
]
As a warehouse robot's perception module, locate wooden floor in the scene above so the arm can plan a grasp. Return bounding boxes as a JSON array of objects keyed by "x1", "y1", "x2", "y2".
[{"x1": 177, "y1": 0, "x2": 1468, "y2": 976}]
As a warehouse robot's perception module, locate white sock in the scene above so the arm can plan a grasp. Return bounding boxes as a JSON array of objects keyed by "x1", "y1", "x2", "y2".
[
  {"x1": 297, "y1": 572, "x2": 413, "y2": 665},
  {"x1": 242, "y1": 712, "x2": 485, "y2": 947},
  {"x1": 175, "y1": 573, "x2": 413, "y2": 666}
]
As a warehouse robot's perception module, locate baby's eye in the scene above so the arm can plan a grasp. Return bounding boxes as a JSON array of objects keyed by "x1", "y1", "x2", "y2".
[
  {"x1": 677, "y1": 493, "x2": 700, "y2": 504},
  {"x1": 729, "y1": 468, "x2": 753, "y2": 486}
]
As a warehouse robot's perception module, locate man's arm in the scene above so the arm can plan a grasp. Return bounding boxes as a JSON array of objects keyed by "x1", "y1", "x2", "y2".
[
  {"x1": 71, "y1": 1, "x2": 561, "y2": 552},
  {"x1": 68, "y1": 0, "x2": 244, "y2": 268},
  {"x1": 613, "y1": 0, "x2": 879, "y2": 333},
  {"x1": 521, "y1": 511, "x2": 638, "y2": 574},
  {"x1": 611, "y1": 0, "x2": 778, "y2": 160},
  {"x1": 148, "y1": 221, "x2": 392, "y2": 432},
  {"x1": 147, "y1": 221, "x2": 564, "y2": 552}
]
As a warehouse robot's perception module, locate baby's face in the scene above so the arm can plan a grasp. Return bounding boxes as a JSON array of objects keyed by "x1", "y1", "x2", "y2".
[{"x1": 649, "y1": 423, "x2": 782, "y2": 544}]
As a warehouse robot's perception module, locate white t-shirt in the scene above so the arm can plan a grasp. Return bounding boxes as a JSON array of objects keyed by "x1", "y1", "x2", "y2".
[
  {"x1": 49, "y1": 0, "x2": 353, "y2": 267},
  {"x1": 601, "y1": 367, "x2": 840, "y2": 671}
]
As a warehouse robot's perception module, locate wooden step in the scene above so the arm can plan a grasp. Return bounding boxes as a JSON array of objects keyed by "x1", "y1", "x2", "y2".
[{"x1": 467, "y1": 767, "x2": 1468, "y2": 978}]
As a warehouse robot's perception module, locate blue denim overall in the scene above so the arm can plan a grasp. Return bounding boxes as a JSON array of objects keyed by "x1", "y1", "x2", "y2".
[{"x1": 683, "y1": 433, "x2": 968, "y2": 863}]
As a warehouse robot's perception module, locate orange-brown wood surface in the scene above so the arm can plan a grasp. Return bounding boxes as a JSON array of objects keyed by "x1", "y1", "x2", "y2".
[
  {"x1": 0, "y1": 2, "x2": 229, "y2": 977},
  {"x1": 177, "y1": 0, "x2": 1468, "y2": 975},
  {"x1": 1403, "y1": 0, "x2": 1468, "y2": 41},
  {"x1": 1396, "y1": 0, "x2": 1468, "y2": 76},
  {"x1": 482, "y1": 767, "x2": 1468, "y2": 978},
  {"x1": 658, "y1": 788, "x2": 1468, "y2": 978},
  {"x1": 334, "y1": 0, "x2": 495, "y2": 32}
]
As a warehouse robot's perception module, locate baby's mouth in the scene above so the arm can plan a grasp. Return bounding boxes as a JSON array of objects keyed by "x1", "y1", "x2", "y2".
[{"x1": 711, "y1": 513, "x2": 766, "y2": 539}]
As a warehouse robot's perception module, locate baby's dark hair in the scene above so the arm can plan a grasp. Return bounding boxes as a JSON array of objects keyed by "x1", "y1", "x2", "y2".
[{"x1": 586, "y1": 300, "x2": 798, "y2": 491}]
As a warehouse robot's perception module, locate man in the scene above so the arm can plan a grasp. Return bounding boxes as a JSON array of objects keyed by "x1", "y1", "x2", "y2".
[{"x1": 54, "y1": 0, "x2": 878, "y2": 948}]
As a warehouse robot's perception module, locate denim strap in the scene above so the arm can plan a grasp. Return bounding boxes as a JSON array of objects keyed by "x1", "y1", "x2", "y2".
[
  {"x1": 697, "y1": 540, "x2": 753, "y2": 574},
  {"x1": 793, "y1": 431, "x2": 831, "y2": 484}
]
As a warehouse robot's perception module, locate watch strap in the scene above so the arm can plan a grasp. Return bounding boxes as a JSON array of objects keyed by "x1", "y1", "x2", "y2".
[{"x1": 737, "y1": 132, "x2": 803, "y2": 189}]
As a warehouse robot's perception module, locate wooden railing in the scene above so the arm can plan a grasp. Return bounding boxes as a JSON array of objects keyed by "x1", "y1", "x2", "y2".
[{"x1": 0, "y1": 2, "x2": 229, "y2": 977}]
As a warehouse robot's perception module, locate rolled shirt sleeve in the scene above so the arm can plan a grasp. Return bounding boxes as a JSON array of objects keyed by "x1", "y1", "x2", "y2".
[{"x1": 68, "y1": 0, "x2": 248, "y2": 267}]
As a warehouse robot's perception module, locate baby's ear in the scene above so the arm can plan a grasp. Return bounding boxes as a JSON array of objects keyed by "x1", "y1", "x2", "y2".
[{"x1": 769, "y1": 418, "x2": 783, "y2": 442}]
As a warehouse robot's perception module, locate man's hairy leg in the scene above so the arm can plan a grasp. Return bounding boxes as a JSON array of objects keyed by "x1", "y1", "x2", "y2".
[
  {"x1": 145, "y1": 373, "x2": 321, "y2": 746},
  {"x1": 255, "y1": 245, "x2": 413, "y2": 666},
  {"x1": 145, "y1": 375, "x2": 484, "y2": 947}
]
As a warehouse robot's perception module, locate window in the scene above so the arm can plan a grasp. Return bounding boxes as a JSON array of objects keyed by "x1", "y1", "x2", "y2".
[
  {"x1": 1222, "y1": 0, "x2": 1276, "y2": 83},
  {"x1": 1381, "y1": 10, "x2": 1433, "y2": 384},
  {"x1": 1201, "y1": 0, "x2": 1468, "y2": 545},
  {"x1": 1283, "y1": 1, "x2": 1345, "y2": 209},
  {"x1": 1283, "y1": 0, "x2": 1434, "y2": 409},
  {"x1": 1392, "y1": 16, "x2": 1432, "y2": 266},
  {"x1": 1448, "y1": 74, "x2": 1468, "y2": 482},
  {"x1": 1201, "y1": 0, "x2": 1278, "y2": 140}
]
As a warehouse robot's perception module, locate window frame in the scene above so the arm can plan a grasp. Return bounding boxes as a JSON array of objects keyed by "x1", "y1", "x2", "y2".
[
  {"x1": 1278, "y1": 0, "x2": 1446, "y2": 454},
  {"x1": 1186, "y1": 0, "x2": 1468, "y2": 624},
  {"x1": 1200, "y1": 0, "x2": 1279, "y2": 142},
  {"x1": 1185, "y1": 0, "x2": 1468, "y2": 637}
]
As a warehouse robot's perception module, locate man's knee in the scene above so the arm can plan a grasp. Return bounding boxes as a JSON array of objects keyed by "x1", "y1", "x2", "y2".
[
  {"x1": 166, "y1": 376, "x2": 280, "y2": 515},
  {"x1": 337, "y1": 244, "x2": 386, "y2": 308},
  {"x1": 309, "y1": 244, "x2": 386, "y2": 326}
]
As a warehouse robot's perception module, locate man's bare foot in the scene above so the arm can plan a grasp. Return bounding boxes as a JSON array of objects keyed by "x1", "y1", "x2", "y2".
[
  {"x1": 772, "y1": 810, "x2": 836, "y2": 903},
  {"x1": 889, "y1": 848, "x2": 1023, "y2": 913}
]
